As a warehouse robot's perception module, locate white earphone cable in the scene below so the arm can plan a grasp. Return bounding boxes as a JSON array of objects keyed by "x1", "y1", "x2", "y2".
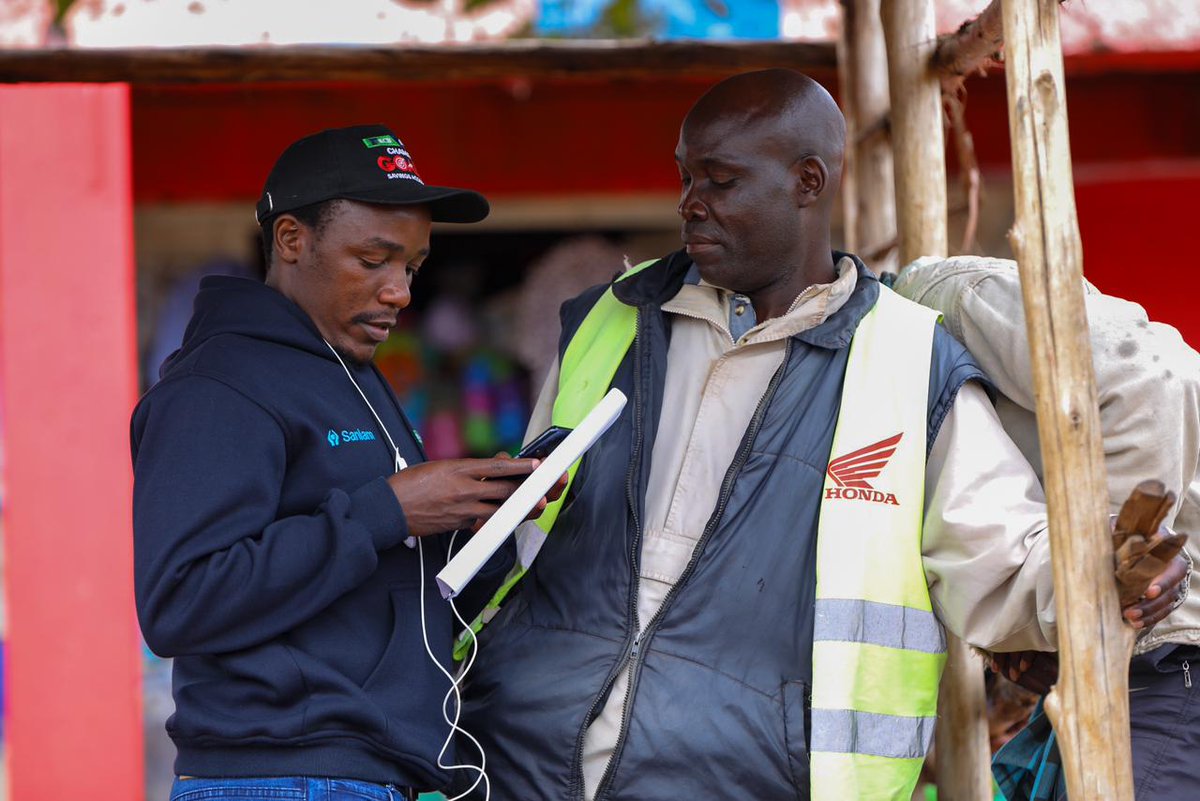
[
  {"x1": 325, "y1": 341, "x2": 406, "y2": 472},
  {"x1": 325, "y1": 340, "x2": 489, "y2": 799},
  {"x1": 420, "y1": 533, "x2": 490, "y2": 801}
]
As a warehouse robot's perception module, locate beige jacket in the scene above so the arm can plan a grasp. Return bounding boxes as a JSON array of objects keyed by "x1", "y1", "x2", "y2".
[{"x1": 895, "y1": 255, "x2": 1200, "y2": 654}]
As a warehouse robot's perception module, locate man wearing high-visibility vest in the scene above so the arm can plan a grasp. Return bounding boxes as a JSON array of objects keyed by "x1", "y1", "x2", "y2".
[{"x1": 457, "y1": 69, "x2": 1188, "y2": 801}]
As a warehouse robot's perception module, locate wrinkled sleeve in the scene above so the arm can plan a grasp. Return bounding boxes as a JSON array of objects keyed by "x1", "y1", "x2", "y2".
[
  {"x1": 133, "y1": 376, "x2": 408, "y2": 657},
  {"x1": 922, "y1": 381, "x2": 1058, "y2": 652}
]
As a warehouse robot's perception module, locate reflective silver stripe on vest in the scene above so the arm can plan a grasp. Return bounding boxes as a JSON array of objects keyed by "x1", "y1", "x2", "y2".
[
  {"x1": 814, "y1": 598, "x2": 946, "y2": 654},
  {"x1": 810, "y1": 709, "x2": 937, "y2": 759}
]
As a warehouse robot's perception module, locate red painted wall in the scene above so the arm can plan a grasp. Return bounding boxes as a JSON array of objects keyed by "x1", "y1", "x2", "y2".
[
  {"x1": 0, "y1": 85, "x2": 143, "y2": 799},
  {"x1": 130, "y1": 77, "x2": 723, "y2": 201},
  {"x1": 128, "y1": 66, "x2": 1199, "y2": 346},
  {"x1": 1075, "y1": 167, "x2": 1200, "y2": 347},
  {"x1": 129, "y1": 68, "x2": 1199, "y2": 200}
]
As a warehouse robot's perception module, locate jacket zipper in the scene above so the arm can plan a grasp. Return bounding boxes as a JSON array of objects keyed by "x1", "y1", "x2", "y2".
[
  {"x1": 570, "y1": 306, "x2": 648, "y2": 801},
  {"x1": 1184, "y1": 659, "x2": 1192, "y2": 689},
  {"x1": 665, "y1": 306, "x2": 737, "y2": 346},
  {"x1": 590, "y1": 338, "x2": 794, "y2": 800}
]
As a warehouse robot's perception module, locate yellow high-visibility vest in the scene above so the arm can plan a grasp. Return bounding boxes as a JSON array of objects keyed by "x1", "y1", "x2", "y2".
[
  {"x1": 453, "y1": 259, "x2": 655, "y2": 659},
  {"x1": 810, "y1": 285, "x2": 945, "y2": 800},
  {"x1": 456, "y1": 261, "x2": 944, "y2": 801}
]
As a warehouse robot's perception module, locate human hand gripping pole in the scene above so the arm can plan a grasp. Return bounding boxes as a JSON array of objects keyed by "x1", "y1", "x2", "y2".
[
  {"x1": 991, "y1": 479, "x2": 1190, "y2": 695},
  {"x1": 436, "y1": 388, "x2": 627, "y2": 599}
]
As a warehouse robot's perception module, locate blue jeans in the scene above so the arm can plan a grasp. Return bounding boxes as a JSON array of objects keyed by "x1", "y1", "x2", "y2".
[{"x1": 169, "y1": 777, "x2": 419, "y2": 801}]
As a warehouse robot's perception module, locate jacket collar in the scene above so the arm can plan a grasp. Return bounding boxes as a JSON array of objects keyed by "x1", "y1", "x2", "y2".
[
  {"x1": 613, "y1": 249, "x2": 881, "y2": 351},
  {"x1": 794, "y1": 253, "x2": 880, "y2": 350},
  {"x1": 611, "y1": 248, "x2": 693, "y2": 306}
]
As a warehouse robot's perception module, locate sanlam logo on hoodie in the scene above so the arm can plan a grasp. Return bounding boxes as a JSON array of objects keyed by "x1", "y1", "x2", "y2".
[{"x1": 326, "y1": 429, "x2": 378, "y2": 447}]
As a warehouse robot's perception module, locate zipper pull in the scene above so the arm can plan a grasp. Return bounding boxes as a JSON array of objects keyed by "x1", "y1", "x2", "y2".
[
  {"x1": 1184, "y1": 660, "x2": 1192, "y2": 689},
  {"x1": 630, "y1": 633, "x2": 642, "y2": 660}
]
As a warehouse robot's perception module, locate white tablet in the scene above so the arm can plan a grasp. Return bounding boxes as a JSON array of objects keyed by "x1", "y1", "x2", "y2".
[{"x1": 435, "y1": 387, "x2": 628, "y2": 599}]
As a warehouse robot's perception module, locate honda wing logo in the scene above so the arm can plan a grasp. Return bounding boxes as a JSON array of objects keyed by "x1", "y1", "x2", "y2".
[{"x1": 825, "y1": 432, "x2": 903, "y2": 505}]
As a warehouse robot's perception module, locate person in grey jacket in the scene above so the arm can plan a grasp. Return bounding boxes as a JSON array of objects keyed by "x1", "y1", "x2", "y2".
[
  {"x1": 457, "y1": 70, "x2": 1187, "y2": 801},
  {"x1": 896, "y1": 255, "x2": 1199, "y2": 798}
]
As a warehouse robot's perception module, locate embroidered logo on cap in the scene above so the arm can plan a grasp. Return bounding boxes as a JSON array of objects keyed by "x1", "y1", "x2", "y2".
[
  {"x1": 375, "y1": 146, "x2": 423, "y2": 183},
  {"x1": 824, "y1": 432, "x2": 902, "y2": 505},
  {"x1": 362, "y1": 134, "x2": 402, "y2": 149}
]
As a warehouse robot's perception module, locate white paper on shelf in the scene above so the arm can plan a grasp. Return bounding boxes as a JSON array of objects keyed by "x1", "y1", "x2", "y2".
[{"x1": 436, "y1": 387, "x2": 628, "y2": 599}]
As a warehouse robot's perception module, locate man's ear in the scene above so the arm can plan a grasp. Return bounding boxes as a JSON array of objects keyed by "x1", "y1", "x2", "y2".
[
  {"x1": 793, "y1": 155, "x2": 828, "y2": 208},
  {"x1": 273, "y1": 214, "x2": 306, "y2": 264}
]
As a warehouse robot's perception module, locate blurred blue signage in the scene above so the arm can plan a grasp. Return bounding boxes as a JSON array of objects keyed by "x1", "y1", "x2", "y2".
[{"x1": 537, "y1": 0, "x2": 781, "y2": 40}]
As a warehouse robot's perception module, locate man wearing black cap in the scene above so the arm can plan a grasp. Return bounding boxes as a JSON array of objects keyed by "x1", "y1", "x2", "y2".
[{"x1": 131, "y1": 125, "x2": 547, "y2": 801}]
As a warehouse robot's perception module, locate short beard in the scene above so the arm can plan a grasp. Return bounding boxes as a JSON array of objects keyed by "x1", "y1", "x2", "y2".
[{"x1": 330, "y1": 340, "x2": 371, "y2": 368}]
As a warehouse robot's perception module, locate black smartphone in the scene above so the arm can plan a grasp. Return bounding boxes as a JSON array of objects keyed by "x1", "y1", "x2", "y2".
[{"x1": 516, "y1": 426, "x2": 573, "y2": 460}]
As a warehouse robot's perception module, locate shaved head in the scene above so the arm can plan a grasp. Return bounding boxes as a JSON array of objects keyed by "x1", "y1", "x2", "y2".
[
  {"x1": 683, "y1": 69, "x2": 846, "y2": 199},
  {"x1": 674, "y1": 69, "x2": 848, "y2": 319}
]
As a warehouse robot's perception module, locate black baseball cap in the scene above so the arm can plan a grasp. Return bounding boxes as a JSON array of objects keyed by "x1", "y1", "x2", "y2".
[{"x1": 255, "y1": 124, "x2": 489, "y2": 225}]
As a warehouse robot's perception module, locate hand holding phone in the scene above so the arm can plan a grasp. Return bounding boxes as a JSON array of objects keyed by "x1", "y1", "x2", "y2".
[
  {"x1": 516, "y1": 426, "x2": 573, "y2": 513},
  {"x1": 516, "y1": 426, "x2": 574, "y2": 460}
]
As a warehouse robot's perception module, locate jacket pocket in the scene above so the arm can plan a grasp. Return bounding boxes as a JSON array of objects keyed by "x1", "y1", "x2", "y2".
[
  {"x1": 782, "y1": 679, "x2": 812, "y2": 797},
  {"x1": 295, "y1": 578, "x2": 448, "y2": 755},
  {"x1": 361, "y1": 579, "x2": 453, "y2": 690},
  {"x1": 171, "y1": 643, "x2": 309, "y2": 741}
]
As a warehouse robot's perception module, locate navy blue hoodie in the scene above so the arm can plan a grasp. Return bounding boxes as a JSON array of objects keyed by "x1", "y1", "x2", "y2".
[{"x1": 131, "y1": 275, "x2": 510, "y2": 789}]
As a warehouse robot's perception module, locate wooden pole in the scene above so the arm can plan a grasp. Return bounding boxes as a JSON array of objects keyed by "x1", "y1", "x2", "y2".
[
  {"x1": 934, "y1": 639, "x2": 993, "y2": 800},
  {"x1": 838, "y1": 0, "x2": 898, "y2": 274},
  {"x1": 1000, "y1": 0, "x2": 1135, "y2": 797},
  {"x1": 882, "y1": 3, "x2": 991, "y2": 799},
  {"x1": 835, "y1": 8, "x2": 859, "y2": 256},
  {"x1": 881, "y1": 0, "x2": 947, "y2": 266}
]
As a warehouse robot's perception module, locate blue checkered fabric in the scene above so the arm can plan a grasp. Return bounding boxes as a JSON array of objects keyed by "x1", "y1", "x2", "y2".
[{"x1": 992, "y1": 699, "x2": 1067, "y2": 801}]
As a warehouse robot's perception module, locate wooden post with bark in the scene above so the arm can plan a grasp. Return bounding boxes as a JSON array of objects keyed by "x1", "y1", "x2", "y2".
[
  {"x1": 1000, "y1": 0, "x2": 1136, "y2": 797},
  {"x1": 881, "y1": 0, "x2": 947, "y2": 264},
  {"x1": 837, "y1": 0, "x2": 898, "y2": 274},
  {"x1": 880, "y1": 2, "x2": 992, "y2": 798}
]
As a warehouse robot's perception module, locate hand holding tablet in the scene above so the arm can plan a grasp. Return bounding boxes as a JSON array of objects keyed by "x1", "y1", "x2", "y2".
[{"x1": 436, "y1": 388, "x2": 628, "y2": 599}]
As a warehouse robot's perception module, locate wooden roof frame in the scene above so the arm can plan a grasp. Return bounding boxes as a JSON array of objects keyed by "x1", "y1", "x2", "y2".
[{"x1": 0, "y1": 39, "x2": 838, "y2": 84}]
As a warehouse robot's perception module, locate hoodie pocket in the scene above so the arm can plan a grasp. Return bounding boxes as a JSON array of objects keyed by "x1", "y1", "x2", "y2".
[
  {"x1": 362, "y1": 579, "x2": 453, "y2": 686},
  {"x1": 170, "y1": 643, "x2": 309, "y2": 741},
  {"x1": 354, "y1": 580, "x2": 453, "y2": 762},
  {"x1": 292, "y1": 577, "x2": 449, "y2": 753},
  {"x1": 782, "y1": 679, "x2": 812, "y2": 797}
]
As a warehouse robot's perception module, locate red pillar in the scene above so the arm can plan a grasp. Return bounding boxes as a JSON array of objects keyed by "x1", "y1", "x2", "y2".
[{"x1": 0, "y1": 85, "x2": 142, "y2": 799}]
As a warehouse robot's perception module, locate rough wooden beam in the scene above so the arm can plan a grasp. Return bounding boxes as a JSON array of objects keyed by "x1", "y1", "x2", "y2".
[
  {"x1": 882, "y1": 3, "x2": 990, "y2": 798},
  {"x1": 882, "y1": 0, "x2": 948, "y2": 265},
  {"x1": 933, "y1": 0, "x2": 1067, "y2": 89},
  {"x1": 838, "y1": 0, "x2": 898, "y2": 274},
  {"x1": 936, "y1": 637, "x2": 993, "y2": 801},
  {"x1": 945, "y1": 90, "x2": 981, "y2": 253},
  {"x1": 933, "y1": 0, "x2": 1005, "y2": 90},
  {"x1": 836, "y1": 6, "x2": 860, "y2": 255},
  {"x1": 0, "y1": 40, "x2": 836, "y2": 84},
  {"x1": 1001, "y1": 0, "x2": 1135, "y2": 797}
]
